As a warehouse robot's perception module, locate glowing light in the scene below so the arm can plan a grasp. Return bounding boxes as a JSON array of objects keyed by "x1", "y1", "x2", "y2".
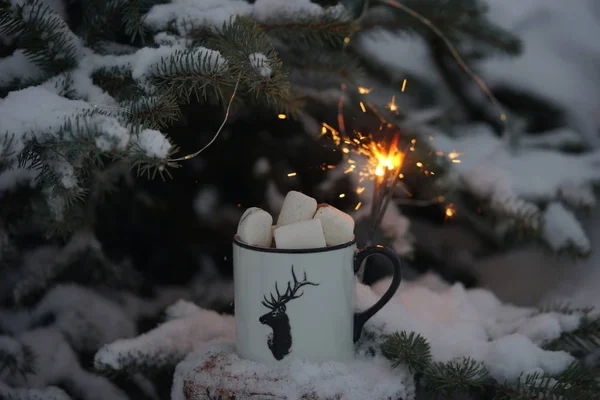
[
  {"x1": 371, "y1": 135, "x2": 405, "y2": 179},
  {"x1": 387, "y1": 96, "x2": 398, "y2": 112},
  {"x1": 416, "y1": 162, "x2": 423, "y2": 168},
  {"x1": 451, "y1": 159, "x2": 461, "y2": 164},
  {"x1": 339, "y1": 193, "x2": 346, "y2": 198},
  {"x1": 342, "y1": 148, "x2": 350, "y2": 154},
  {"x1": 359, "y1": 102, "x2": 367, "y2": 112},
  {"x1": 287, "y1": 172, "x2": 297, "y2": 177},
  {"x1": 448, "y1": 152, "x2": 461, "y2": 159},
  {"x1": 401, "y1": 79, "x2": 408, "y2": 92},
  {"x1": 355, "y1": 201, "x2": 362, "y2": 210},
  {"x1": 278, "y1": 114, "x2": 287, "y2": 119},
  {"x1": 344, "y1": 37, "x2": 351, "y2": 44},
  {"x1": 445, "y1": 203, "x2": 456, "y2": 219},
  {"x1": 356, "y1": 187, "x2": 366, "y2": 194},
  {"x1": 358, "y1": 87, "x2": 372, "y2": 94}
]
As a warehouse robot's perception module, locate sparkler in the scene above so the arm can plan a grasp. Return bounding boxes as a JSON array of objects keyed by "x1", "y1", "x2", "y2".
[{"x1": 319, "y1": 85, "x2": 463, "y2": 246}]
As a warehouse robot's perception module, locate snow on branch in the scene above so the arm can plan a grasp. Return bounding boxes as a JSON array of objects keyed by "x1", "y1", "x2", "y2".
[
  {"x1": 364, "y1": 276, "x2": 579, "y2": 384},
  {"x1": 28, "y1": 284, "x2": 137, "y2": 353},
  {"x1": 0, "y1": 0, "x2": 82, "y2": 73},
  {"x1": 3, "y1": 328, "x2": 128, "y2": 400},
  {"x1": 143, "y1": 0, "x2": 351, "y2": 37},
  {"x1": 94, "y1": 300, "x2": 233, "y2": 376},
  {"x1": 0, "y1": 381, "x2": 71, "y2": 400},
  {"x1": 429, "y1": 124, "x2": 600, "y2": 255}
]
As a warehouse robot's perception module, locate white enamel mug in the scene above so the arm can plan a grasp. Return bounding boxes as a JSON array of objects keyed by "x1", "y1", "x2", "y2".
[{"x1": 233, "y1": 236, "x2": 402, "y2": 364}]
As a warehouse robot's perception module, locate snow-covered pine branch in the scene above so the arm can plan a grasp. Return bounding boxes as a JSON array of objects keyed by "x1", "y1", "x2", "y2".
[
  {"x1": 94, "y1": 300, "x2": 233, "y2": 376},
  {"x1": 426, "y1": 124, "x2": 600, "y2": 255},
  {"x1": 1, "y1": 0, "x2": 329, "y2": 232}
]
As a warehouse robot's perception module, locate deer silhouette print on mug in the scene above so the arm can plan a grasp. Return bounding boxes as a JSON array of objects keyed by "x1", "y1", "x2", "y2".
[
  {"x1": 259, "y1": 266, "x2": 319, "y2": 360},
  {"x1": 233, "y1": 236, "x2": 402, "y2": 364}
]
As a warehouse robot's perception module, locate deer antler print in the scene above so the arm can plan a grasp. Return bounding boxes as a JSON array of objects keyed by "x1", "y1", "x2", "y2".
[
  {"x1": 261, "y1": 266, "x2": 318, "y2": 310},
  {"x1": 259, "y1": 266, "x2": 319, "y2": 360}
]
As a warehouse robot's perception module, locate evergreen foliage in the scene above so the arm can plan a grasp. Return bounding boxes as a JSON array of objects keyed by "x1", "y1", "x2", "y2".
[
  {"x1": 382, "y1": 305, "x2": 600, "y2": 399},
  {"x1": 1, "y1": 0, "x2": 600, "y2": 399}
]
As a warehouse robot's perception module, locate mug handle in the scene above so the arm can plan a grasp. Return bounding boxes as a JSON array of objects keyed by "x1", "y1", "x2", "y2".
[{"x1": 353, "y1": 245, "x2": 402, "y2": 342}]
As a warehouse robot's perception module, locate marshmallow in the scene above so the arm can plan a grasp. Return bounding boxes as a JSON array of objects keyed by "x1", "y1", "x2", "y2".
[
  {"x1": 277, "y1": 191, "x2": 318, "y2": 226},
  {"x1": 313, "y1": 205, "x2": 354, "y2": 246},
  {"x1": 238, "y1": 207, "x2": 261, "y2": 231},
  {"x1": 274, "y1": 219, "x2": 326, "y2": 249},
  {"x1": 237, "y1": 208, "x2": 273, "y2": 247}
]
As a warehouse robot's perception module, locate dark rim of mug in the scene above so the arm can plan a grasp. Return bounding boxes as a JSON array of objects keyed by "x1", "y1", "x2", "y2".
[{"x1": 233, "y1": 235, "x2": 356, "y2": 253}]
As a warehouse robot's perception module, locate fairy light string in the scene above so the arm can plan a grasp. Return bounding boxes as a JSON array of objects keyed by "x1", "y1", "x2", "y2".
[
  {"x1": 381, "y1": 0, "x2": 508, "y2": 127},
  {"x1": 168, "y1": 72, "x2": 243, "y2": 162}
]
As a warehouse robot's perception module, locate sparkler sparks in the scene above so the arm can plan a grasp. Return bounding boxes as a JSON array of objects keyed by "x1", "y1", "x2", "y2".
[{"x1": 445, "y1": 203, "x2": 456, "y2": 220}]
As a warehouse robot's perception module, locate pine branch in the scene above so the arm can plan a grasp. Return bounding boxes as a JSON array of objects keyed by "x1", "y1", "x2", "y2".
[
  {"x1": 0, "y1": 336, "x2": 36, "y2": 379},
  {"x1": 538, "y1": 302, "x2": 594, "y2": 316},
  {"x1": 121, "y1": 92, "x2": 181, "y2": 130},
  {"x1": 210, "y1": 17, "x2": 297, "y2": 112},
  {"x1": 382, "y1": 330, "x2": 600, "y2": 399},
  {"x1": 424, "y1": 357, "x2": 490, "y2": 396},
  {"x1": 360, "y1": 0, "x2": 521, "y2": 58},
  {"x1": 381, "y1": 331, "x2": 432, "y2": 373},
  {"x1": 257, "y1": 7, "x2": 358, "y2": 46},
  {"x1": 121, "y1": 0, "x2": 149, "y2": 44},
  {"x1": 92, "y1": 65, "x2": 138, "y2": 101},
  {"x1": 544, "y1": 314, "x2": 600, "y2": 355},
  {"x1": 0, "y1": 0, "x2": 80, "y2": 74},
  {"x1": 79, "y1": 0, "x2": 123, "y2": 45},
  {"x1": 148, "y1": 47, "x2": 229, "y2": 104},
  {"x1": 281, "y1": 45, "x2": 364, "y2": 88},
  {"x1": 0, "y1": 382, "x2": 72, "y2": 400},
  {"x1": 494, "y1": 366, "x2": 600, "y2": 400}
]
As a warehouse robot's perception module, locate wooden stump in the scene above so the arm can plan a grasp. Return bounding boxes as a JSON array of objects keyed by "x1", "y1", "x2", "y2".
[{"x1": 172, "y1": 342, "x2": 415, "y2": 400}]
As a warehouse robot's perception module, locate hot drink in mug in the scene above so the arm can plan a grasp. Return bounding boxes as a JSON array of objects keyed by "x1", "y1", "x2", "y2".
[{"x1": 233, "y1": 191, "x2": 402, "y2": 364}]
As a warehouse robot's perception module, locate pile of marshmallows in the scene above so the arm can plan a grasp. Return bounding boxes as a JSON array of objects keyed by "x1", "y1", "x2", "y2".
[{"x1": 236, "y1": 191, "x2": 355, "y2": 249}]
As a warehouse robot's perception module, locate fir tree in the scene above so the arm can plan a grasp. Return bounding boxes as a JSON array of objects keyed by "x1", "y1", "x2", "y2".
[{"x1": 1, "y1": 0, "x2": 600, "y2": 399}]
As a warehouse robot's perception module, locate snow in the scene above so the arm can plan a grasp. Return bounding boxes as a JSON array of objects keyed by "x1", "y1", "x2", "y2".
[
  {"x1": 144, "y1": 0, "x2": 253, "y2": 35},
  {"x1": 94, "y1": 301, "x2": 234, "y2": 371},
  {"x1": 0, "y1": 382, "x2": 71, "y2": 400},
  {"x1": 356, "y1": 0, "x2": 600, "y2": 145},
  {"x1": 90, "y1": 280, "x2": 580, "y2": 396},
  {"x1": 483, "y1": 334, "x2": 572, "y2": 382},
  {"x1": 172, "y1": 342, "x2": 415, "y2": 400},
  {"x1": 3, "y1": 328, "x2": 128, "y2": 400},
  {"x1": 30, "y1": 284, "x2": 137, "y2": 353},
  {"x1": 543, "y1": 202, "x2": 590, "y2": 254},
  {"x1": 481, "y1": 0, "x2": 600, "y2": 148},
  {"x1": 0, "y1": 167, "x2": 36, "y2": 197},
  {"x1": 134, "y1": 129, "x2": 173, "y2": 158},
  {"x1": 249, "y1": 52, "x2": 272, "y2": 78},
  {"x1": 251, "y1": 0, "x2": 348, "y2": 23},
  {"x1": 0, "y1": 87, "x2": 133, "y2": 157},
  {"x1": 364, "y1": 276, "x2": 576, "y2": 383},
  {"x1": 426, "y1": 123, "x2": 600, "y2": 253},
  {"x1": 18, "y1": 0, "x2": 84, "y2": 63},
  {"x1": 430, "y1": 124, "x2": 600, "y2": 202},
  {"x1": 0, "y1": 50, "x2": 45, "y2": 87},
  {"x1": 143, "y1": 0, "x2": 349, "y2": 37}
]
